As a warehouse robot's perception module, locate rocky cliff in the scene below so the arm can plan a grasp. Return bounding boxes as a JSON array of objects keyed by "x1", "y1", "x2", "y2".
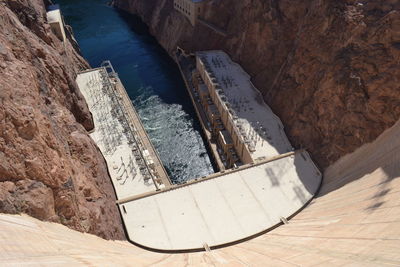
[
  {"x1": 114, "y1": 0, "x2": 400, "y2": 169},
  {"x1": 0, "y1": 0, "x2": 124, "y2": 239}
]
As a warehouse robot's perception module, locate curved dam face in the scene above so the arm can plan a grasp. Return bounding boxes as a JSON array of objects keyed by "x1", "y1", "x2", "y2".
[{"x1": 1, "y1": 119, "x2": 399, "y2": 266}]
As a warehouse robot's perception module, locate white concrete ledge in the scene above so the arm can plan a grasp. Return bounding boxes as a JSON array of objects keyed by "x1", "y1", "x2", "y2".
[
  {"x1": 47, "y1": 6, "x2": 67, "y2": 42},
  {"x1": 120, "y1": 151, "x2": 322, "y2": 251}
]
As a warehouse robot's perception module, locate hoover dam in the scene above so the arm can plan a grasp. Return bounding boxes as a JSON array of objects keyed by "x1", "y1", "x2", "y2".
[
  {"x1": 2, "y1": 118, "x2": 399, "y2": 265},
  {"x1": 0, "y1": 0, "x2": 399, "y2": 266}
]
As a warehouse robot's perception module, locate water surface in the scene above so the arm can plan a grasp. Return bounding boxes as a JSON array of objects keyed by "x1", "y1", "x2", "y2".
[{"x1": 58, "y1": 0, "x2": 214, "y2": 183}]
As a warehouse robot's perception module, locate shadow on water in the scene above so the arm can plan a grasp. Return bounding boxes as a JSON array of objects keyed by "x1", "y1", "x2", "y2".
[
  {"x1": 116, "y1": 10, "x2": 150, "y2": 36},
  {"x1": 115, "y1": 9, "x2": 200, "y2": 113},
  {"x1": 57, "y1": 0, "x2": 215, "y2": 183}
]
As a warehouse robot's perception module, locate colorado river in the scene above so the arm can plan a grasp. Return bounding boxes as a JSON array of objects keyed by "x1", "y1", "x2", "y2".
[{"x1": 58, "y1": 0, "x2": 214, "y2": 183}]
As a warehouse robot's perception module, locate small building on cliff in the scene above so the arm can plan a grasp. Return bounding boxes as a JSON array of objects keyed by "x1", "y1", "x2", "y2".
[
  {"x1": 46, "y1": 5, "x2": 67, "y2": 42},
  {"x1": 173, "y1": 0, "x2": 205, "y2": 26}
]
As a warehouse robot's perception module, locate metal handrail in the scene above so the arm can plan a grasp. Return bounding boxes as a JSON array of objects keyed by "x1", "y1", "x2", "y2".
[{"x1": 99, "y1": 66, "x2": 160, "y2": 190}]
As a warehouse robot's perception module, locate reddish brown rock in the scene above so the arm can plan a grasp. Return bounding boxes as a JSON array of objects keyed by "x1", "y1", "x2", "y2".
[
  {"x1": 0, "y1": 0, "x2": 124, "y2": 239},
  {"x1": 114, "y1": 0, "x2": 400, "y2": 169}
]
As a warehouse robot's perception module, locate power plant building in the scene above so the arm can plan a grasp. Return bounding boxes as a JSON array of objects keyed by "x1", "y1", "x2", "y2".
[
  {"x1": 173, "y1": 0, "x2": 205, "y2": 26},
  {"x1": 193, "y1": 51, "x2": 294, "y2": 168}
]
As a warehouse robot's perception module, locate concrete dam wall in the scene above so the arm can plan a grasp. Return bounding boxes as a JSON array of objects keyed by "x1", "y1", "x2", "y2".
[
  {"x1": 1, "y1": 0, "x2": 399, "y2": 265},
  {"x1": 2, "y1": 118, "x2": 399, "y2": 266}
]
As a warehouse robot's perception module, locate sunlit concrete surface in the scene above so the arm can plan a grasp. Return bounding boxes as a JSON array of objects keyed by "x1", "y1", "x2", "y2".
[
  {"x1": 46, "y1": 5, "x2": 66, "y2": 42},
  {"x1": 76, "y1": 69, "x2": 166, "y2": 199},
  {"x1": 196, "y1": 51, "x2": 293, "y2": 162},
  {"x1": 0, "y1": 119, "x2": 399, "y2": 265},
  {"x1": 120, "y1": 151, "x2": 321, "y2": 250}
]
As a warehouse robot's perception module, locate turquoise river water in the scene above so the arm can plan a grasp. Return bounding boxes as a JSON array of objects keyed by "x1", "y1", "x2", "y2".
[{"x1": 57, "y1": 0, "x2": 214, "y2": 183}]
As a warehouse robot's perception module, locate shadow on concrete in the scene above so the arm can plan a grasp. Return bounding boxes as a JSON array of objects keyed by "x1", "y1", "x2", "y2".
[{"x1": 314, "y1": 119, "x2": 400, "y2": 214}]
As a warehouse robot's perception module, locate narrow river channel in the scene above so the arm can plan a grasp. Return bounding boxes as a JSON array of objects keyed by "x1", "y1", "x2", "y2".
[{"x1": 58, "y1": 0, "x2": 214, "y2": 183}]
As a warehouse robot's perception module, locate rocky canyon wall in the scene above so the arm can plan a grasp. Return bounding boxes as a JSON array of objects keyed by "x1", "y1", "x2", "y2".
[
  {"x1": 0, "y1": 0, "x2": 124, "y2": 239},
  {"x1": 114, "y1": 0, "x2": 400, "y2": 169}
]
